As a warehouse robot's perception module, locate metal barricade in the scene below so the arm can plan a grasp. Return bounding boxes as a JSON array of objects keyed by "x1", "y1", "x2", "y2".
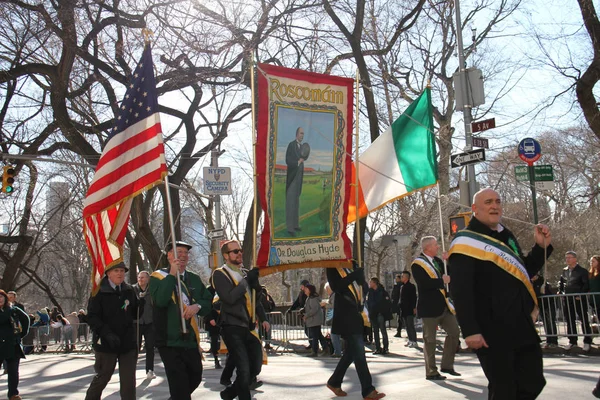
[{"x1": 536, "y1": 292, "x2": 600, "y2": 344}]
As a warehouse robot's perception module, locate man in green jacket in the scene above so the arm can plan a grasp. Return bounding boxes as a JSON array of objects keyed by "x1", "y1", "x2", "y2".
[{"x1": 150, "y1": 240, "x2": 213, "y2": 400}]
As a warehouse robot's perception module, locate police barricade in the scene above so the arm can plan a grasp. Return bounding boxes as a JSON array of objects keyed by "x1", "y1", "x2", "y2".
[
  {"x1": 536, "y1": 292, "x2": 600, "y2": 347},
  {"x1": 263, "y1": 311, "x2": 284, "y2": 350}
]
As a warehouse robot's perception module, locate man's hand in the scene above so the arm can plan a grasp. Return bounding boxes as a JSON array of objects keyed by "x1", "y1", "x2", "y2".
[
  {"x1": 533, "y1": 224, "x2": 551, "y2": 248},
  {"x1": 442, "y1": 274, "x2": 451, "y2": 284},
  {"x1": 183, "y1": 303, "x2": 201, "y2": 319},
  {"x1": 169, "y1": 259, "x2": 183, "y2": 276},
  {"x1": 298, "y1": 158, "x2": 304, "y2": 165},
  {"x1": 263, "y1": 321, "x2": 271, "y2": 332},
  {"x1": 209, "y1": 320, "x2": 217, "y2": 327},
  {"x1": 441, "y1": 251, "x2": 449, "y2": 261},
  {"x1": 465, "y1": 334, "x2": 488, "y2": 349}
]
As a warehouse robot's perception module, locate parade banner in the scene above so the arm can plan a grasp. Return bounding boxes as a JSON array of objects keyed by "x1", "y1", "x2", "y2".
[{"x1": 255, "y1": 64, "x2": 354, "y2": 273}]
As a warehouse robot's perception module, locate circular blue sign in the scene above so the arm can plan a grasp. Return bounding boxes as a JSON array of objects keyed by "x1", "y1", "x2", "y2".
[{"x1": 518, "y1": 138, "x2": 541, "y2": 165}]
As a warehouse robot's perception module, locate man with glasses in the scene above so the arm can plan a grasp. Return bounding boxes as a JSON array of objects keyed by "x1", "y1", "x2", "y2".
[
  {"x1": 149, "y1": 241, "x2": 213, "y2": 400},
  {"x1": 559, "y1": 251, "x2": 593, "y2": 352},
  {"x1": 212, "y1": 240, "x2": 269, "y2": 400}
]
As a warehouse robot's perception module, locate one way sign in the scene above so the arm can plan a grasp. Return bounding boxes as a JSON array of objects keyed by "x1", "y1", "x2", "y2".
[{"x1": 451, "y1": 148, "x2": 486, "y2": 168}]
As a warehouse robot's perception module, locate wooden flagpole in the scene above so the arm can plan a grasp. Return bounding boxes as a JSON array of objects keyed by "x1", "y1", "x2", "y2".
[
  {"x1": 354, "y1": 70, "x2": 362, "y2": 281},
  {"x1": 250, "y1": 53, "x2": 258, "y2": 323},
  {"x1": 436, "y1": 182, "x2": 450, "y2": 291},
  {"x1": 164, "y1": 175, "x2": 187, "y2": 334}
]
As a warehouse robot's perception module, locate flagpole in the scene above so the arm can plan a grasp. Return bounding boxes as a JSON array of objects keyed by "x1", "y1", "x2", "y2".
[
  {"x1": 164, "y1": 175, "x2": 187, "y2": 334},
  {"x1": 436, "y1": 182, "x2": 449, "y2": 291},
  {"x1": 250, "y1": 53, "x2": 258, "y2": 324},
  {"x1": 354, "y1": 69, "x2": 362, "y2": 279}
]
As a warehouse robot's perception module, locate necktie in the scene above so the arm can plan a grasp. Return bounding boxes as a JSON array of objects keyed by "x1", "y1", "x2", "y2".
[
  {"x1": 433, "y1": 259, "x2": 443, "y2": 276},
  {"x1": 115, "y1": 285, "x2": 121, "y2": 295}
]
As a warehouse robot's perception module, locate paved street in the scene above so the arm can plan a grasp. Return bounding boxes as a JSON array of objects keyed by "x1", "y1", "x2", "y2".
[{"x1": 2, "y1": 335, "x2": 599, "y2": 399}]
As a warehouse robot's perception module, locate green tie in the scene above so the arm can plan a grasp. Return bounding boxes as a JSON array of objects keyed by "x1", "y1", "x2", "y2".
[{"x1": 433, "y1": 259, "x2": 443, "y2": 276}]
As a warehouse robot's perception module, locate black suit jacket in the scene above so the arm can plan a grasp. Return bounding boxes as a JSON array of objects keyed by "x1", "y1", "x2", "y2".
[
  {"x1": 326, "y1": 268, "x2": 364, "y2": 336},
  {"x1": 448, "y1": 217, "x2": 553, "y2": 349},
  {"x1": 399, "y1": 281, "x2": 417, "y2": 316},
  {"x1": 411, "y1": 254, "x2": 448, "y2": 318}
]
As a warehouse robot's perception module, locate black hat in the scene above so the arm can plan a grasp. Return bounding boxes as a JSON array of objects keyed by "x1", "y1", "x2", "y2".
[
  {"x1": 105, "y1": 261, "x2": 129, "y2": 273},
  {"x1": 165, "y1": 241, "x2": 193, "y2": 252},
  {"x1": 300, "y1": 279, "x2": 310, "y2": 286}
]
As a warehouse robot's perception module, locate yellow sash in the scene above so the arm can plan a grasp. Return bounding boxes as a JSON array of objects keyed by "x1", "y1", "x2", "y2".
[
  {"x1": 151, "y1": 270, "x2": 203, "y2": 353},
  {"x1": 213, "y1": 266, "x2": 268, "y2": 365},
  {"x1": 448, "y1": 230, "x2": 538, "y2": 307},
  {"x1": 412, "y1": 258, "x2": 456, "y2": 315},
  {"x1": 336, "y1": 268, "x2": 370, "y2": 327}
]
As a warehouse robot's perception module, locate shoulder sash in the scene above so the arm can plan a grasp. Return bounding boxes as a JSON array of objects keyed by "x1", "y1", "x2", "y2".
[
  {"x1": 412, "y1": 257, "x2": 455, "y2": 314},
  {"x1": 448, "y1": 230, "x2": 537, "y2": 306}
]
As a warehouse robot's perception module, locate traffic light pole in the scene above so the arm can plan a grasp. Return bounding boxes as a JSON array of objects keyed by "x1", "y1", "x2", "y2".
[{"x1": 455, "y1": 0, "x2": 478, "y2": 205}]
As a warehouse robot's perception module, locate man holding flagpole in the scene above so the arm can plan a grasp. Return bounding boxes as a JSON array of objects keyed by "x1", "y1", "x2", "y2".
[{"x1": 150, "y1": 241, "x2": 213, "y2": 400}]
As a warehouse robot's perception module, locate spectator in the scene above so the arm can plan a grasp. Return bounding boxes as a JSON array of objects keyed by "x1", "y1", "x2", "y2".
[
  {"x1": 51, "y1": 315, "x2": 73, "y2": 353},
  {"x1": 532, "y1": 274, "x2": 558, "y2": 348},
  {"x1": 324, "y1": 283, "x2": 342, "y2": 357},
  {"x1": 391, "y1": 274, "x2": 403, "y2": 338},
  {"x1": 7, "y1": 292, "x2": 24, "y2": 312},
  {"x1": 589, "y1": 255, "x2": 600, "y2": 320},
  {"x1": 559, "y1": 251, "x2": 593, "y2": 352},
  {"x1": 259, "y1": 286, "x2": 276, "y2": 350},
  {"x1": 77, "y1": 309, "x2": 88, "y2": 342},
  {"x1": 303, "y1": 284, "x2": 328, "y2": 357},
  {"x1": 0, "y1": 289, "x2": 30, "y2": 400},
  {"x1": 287, "y1": 279, "x2": 310, "y2": 348},
  {"x1": 366, "y1": 278, "x2": 391, "y2": 355},
  {"x1": 203, "y1": 286, "x2": 222, "y2": 369},
  {"x1": 398, "y1": 271, "x2": 418, "y2": 348},
  {"x1": 65, "y1": 312, "x2": 79, "y2": 351},
  {"x1": 22, "y1": 314, "x2": 36, "y2": 355},
  {"x1": 32, "y1": 309, "x2": 50, "y2": 352}
]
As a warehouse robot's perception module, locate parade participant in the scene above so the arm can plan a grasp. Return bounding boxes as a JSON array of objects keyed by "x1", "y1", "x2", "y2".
[
  {"x1": 326, "y1": 265, "x2": 385, "y2": 400},
  {"x1": 449, "y1": 188, "x2": 552, "y2": 399},
  {"x1": 85, "y1": 262, "x2": 140, "y2": 400},
  {"x1": 149, "y1": 241, "x2": 213, "y2": 400},
  {"x1": 133, "y1": 270, "x2": 156, "y2": 379},
  {"x1": 412, "y1": 236, "x2": 460, "y2": 380},
  {"x1": 212, "y1": 240, "x2": 269, "y2": 400},
  {"x1": 0, "y1": 289, "x2": 30, "y2": 400}
]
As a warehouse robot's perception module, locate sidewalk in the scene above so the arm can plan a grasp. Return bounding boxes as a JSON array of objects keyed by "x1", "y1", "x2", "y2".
[{"x1": 4, "y1": 334, "x2": 599, "y2": 399}]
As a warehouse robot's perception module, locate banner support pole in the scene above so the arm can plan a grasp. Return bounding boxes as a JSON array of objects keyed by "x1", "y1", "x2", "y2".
[
  {"x1": 250, "y1": 52, "x2": 258, "y2": 323},
  {"x1": 354, "y1": 69, "x2": 363, "y2": 278}
]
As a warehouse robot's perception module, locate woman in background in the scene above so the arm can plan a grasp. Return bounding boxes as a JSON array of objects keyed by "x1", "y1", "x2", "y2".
[
  {"x1": 589, "y1": 255, "x2": 600, "y2": 320},
  {"x1": 0, "y1": 289, "x2": 30, "y2": 400},
  {"x1": 303, "y1": 284, "x2": 328, "y2": 357}
]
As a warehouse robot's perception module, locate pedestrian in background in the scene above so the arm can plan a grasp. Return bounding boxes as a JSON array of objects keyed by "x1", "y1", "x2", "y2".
[
  {"x1": 366, "y1": 278, "x2": 391, "y2": 355},
  {"x1": 391, "y1": 274, "x2": 403, "y2": 338},
  {"x1": 133, "y1": 270, "x2": 156, "y2": 379},
  {"x1": 588, "y1": 255, "x2": 600, "y2": 321},
  {"x1": 303, "y1": 284, "x2": 328, "y2": 357},
  {"x1": 398, "y1": 271, "x2": 418, "y2": 348}
]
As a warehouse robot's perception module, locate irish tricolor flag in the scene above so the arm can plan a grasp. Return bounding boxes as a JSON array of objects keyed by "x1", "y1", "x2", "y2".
[{"x1": 348, "y1": 88, "x2": 437, "y2": 223}]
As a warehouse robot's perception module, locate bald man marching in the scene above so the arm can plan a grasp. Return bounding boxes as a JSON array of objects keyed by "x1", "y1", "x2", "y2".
[{"x1": 448, "y1": 188, "x2": 552, "y2": 399}]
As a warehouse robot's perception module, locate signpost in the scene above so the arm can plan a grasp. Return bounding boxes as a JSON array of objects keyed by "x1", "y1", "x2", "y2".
[
  {"x1": 451, "y1": 148, "x2": 486, "y2": 168},
  {"x1": 472, "y1": 137, "x2": 489, "y2": 149},
  {"x1": 207, "y1": 228, "x2": 225, "y2": 241},
  {"x1": 517, "y1": 138, "x2": 543, "y2": 224},
  {"x1": 514, "y1": 165, "x2": 554, "y2": 182},
  {"x1": 471, "y1": 118, "x2": 496, "y2": 133}
]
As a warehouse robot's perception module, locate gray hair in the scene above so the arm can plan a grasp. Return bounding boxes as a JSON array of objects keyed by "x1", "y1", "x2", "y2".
[{"x1": 420, "y1": 236, "x2": 437, "y2": 251}]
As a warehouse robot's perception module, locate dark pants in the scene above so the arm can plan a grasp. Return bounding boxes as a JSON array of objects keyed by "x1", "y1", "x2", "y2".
[
  {"x1": 308, "y1": 325, "x2": 328, "y2": 353},
  {"x1": 327, "y1": 333, "x2": 375, "y2": 398},
  {"x1": 85, "y1": 349, "x2": 137, "y2": 400},
  {"x1": 221, "y1": 353, "x2": 235, "y2": 383},
  {"x1": 0, "y1": 355, "x2": 20, "y2": 398},
  {"x1": 138, "y1": 323, "x2": 155, "y2": 372},
  {"x1": 403, "y1": 315, "x2": 417, "y2": 342},
  {"x1": 477, "y1": 343, "x2": 545, "y2": 400},
  {"x1": 564, "y1": 297, "x2": 593, "y2": 344},
  {"x1": 158, "y1": 346, "x2": 203, "y2": 400},
  {"x1": 209, "y1": 329, "x2": 220, "y2": 355},
  {"x1": 371, "y1": 314, "x2": 389, "y2": 351},
  {"x1": 396, "y1": 313, "x2": 403, "y2": 334},
  {"x1": 538, "y1": 296, "x2": 558, "y2": 344},
  {"x1": 220, "y1": 325, "x2": 263, "y2": 400}
]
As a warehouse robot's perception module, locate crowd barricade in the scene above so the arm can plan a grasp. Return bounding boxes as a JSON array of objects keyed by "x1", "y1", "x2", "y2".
[{"x1": 536, "y1": 292, "x2": 600, "y2": 342}]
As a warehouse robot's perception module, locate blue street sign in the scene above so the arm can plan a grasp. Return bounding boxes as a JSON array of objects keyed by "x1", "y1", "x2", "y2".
[{"x1": 518, "y1": 138, "x2": 541, "y2": 165}]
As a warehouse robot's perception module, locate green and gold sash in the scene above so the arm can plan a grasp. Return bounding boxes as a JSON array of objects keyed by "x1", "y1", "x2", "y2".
[
  {"x1": 336, "y1": 268, "x2": 370, "y2": 327},
  {"x1": 448, "y1": 230, "x2": 537, "y2": 308},
  {"x1": 412, "y1": 257, "x2": 456, "y2": 314}
]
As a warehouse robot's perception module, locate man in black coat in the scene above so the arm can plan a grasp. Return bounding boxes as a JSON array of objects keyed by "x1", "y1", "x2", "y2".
[
  {"x1": 448, "y1": 188, "x2": 552, "y2": 399},
  {"x1": 398, "y1": 271, "x2": 417, "y2": 347},
  {"x1": 285, "y1": 127, "x2": 307, "y2": 236},
  {"x1": 559, "y1": 251, "x2": 593, "y2": 351},
  {"x1": 326, "y1": 267, "x2": 385, "y2": 400},
  {"x1": 391, "y1": 274, "x2": 403, "y2": 338},
  {"x1": 412, "y1": 236, "x2": 460, "y2": 380},
  {"x1": 85, "y1": 262, "x2": 141, "y2": 400}
]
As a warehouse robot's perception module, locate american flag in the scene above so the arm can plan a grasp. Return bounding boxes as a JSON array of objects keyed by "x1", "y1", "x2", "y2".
[{"x1": 83, "y1": 44, "x2": 167, "y2": 295}]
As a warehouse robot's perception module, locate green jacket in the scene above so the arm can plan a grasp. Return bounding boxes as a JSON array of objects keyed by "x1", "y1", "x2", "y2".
[
  {"x1": 150, "y1": 268, "x2": 212, "y2": 348},
  {"x1": 0, "y1": 305, "x2": 30, "y2": 360}
]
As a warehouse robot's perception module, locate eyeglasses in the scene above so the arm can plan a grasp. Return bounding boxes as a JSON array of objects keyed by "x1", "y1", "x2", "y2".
[{"x1": 227, "y1": 249, "x2": 242, "y2": 254}]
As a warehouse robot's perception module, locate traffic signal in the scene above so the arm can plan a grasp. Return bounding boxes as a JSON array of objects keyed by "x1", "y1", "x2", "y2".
[
  {"x1": 449, "y1": 213, "x2": 471, "y2": 235},
  {"x1": 2, "y1": 166, "x2": 15, "y2": 194}
]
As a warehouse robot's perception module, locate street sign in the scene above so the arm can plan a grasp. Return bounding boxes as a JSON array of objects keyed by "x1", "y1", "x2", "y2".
[
  {"x1": 203, "y1": 167, "x2": 232, "y2": 195},
  {"x1": 471, "y1": 118, "x2": 496, "y2": 133},
  {"x1": 472, "y1": 137, "x2": 489, "y2": 149},
  {"x1": 207, "y1": 228, "x2": 225, "y2": 240},
  {"x1": 514, "y1": 165, "x2": 554, "y2": 182},
  {"x1": 535, "y1": 181, "x2": 555, "y2": 191},
  {"x1": 518, "y1": 138, "x2": 541, "y2": 165},
  {"x1": 451, "y1": 148, "x2": 486, "y2": 168}
]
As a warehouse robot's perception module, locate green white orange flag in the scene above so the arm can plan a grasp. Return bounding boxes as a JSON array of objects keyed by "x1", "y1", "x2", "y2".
[{"x1": 348, "y1": 88, "x2": 437, "y2": 223}]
